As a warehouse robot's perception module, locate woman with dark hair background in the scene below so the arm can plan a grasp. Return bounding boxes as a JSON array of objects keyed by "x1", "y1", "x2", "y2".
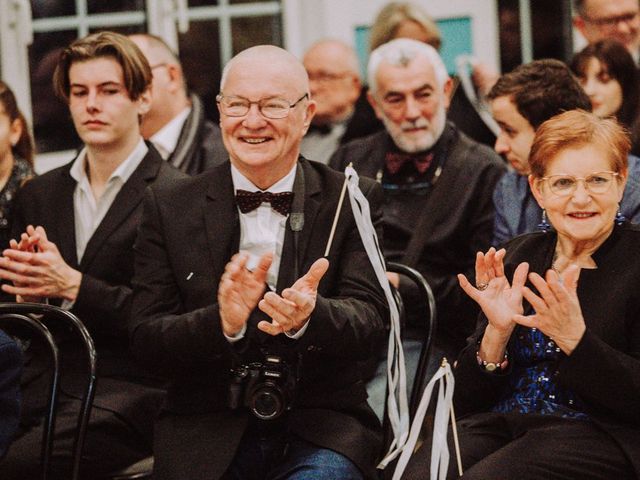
[
  {"x1": 571, "y1": 39, "x2": 640, "y2": 156},
  {"x1": 0, "y1": 81, "x2": 35, "y2": 250}
]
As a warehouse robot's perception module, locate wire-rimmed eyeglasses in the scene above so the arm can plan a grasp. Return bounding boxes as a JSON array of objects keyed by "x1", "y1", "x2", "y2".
[
  {"x1": 216, "y1": 93, "x2": 308, "y2": 119},
  {"x1": 540, "y1": 171, "x2": 621, "y2": 196}
]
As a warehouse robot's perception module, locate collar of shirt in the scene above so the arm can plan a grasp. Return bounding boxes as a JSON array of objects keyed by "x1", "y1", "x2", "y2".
[
  {"x1": 70, "y1": 138, "x2": 148, "y2": 265},
  {"x1": 230, "y1": 162, "x2": 296, "y2": 194},
  {"x1": 230, "y1": 162, "x2": 297, "y2": 290},
  {"x1": 70, "y1": 138, "x2": 148, "y2": 187},
  {"x1": 150, "y1": 107, "x2": 191, "y2": 160}
]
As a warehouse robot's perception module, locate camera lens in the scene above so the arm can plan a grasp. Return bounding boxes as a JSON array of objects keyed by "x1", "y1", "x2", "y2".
[{"x1": 250, "y1": 386, "x2": 283, "y2": 420}]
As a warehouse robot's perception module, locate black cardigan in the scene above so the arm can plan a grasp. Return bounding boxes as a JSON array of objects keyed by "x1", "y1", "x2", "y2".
[{"x1": 454, "y1": 223, "x2": 640, "y2": 476}]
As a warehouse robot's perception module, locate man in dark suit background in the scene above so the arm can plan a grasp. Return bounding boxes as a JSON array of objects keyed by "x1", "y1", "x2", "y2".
[
  {"x1": 130, "y1": 45, "x2": 387, "y2": 480},
  {"x1": 0, "y1": 31, "x2": 185, "y2": 477},
  {"x1": 129, "y1": 34, "x2": 228, "y2": 175},
  {"x1": 301, "y1": 39, "x2": 383, "y2": 164},
  {"x1": 330, "y1": 38, "x2": 505, "y2": 366},
  {"x1": 573, "y1": 0, "x2": 640, "y2": 62}
]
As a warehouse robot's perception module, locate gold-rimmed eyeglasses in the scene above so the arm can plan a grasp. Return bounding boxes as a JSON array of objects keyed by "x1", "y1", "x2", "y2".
[
  {"x1": 216, "y1": 93, "x2": 309, "y2": 119},
  {"x1": 540, "y1": 171, "x2": 621, "y2": 196}
]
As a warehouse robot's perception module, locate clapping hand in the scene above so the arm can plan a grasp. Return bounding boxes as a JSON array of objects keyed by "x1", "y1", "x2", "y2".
[
  {"x1": 218, "y1": 252, "x2": 273, "y2": 336},
  {"x1": 258, "y1": 258, "x2": 329, "y2": 336},
  {"x1": 0, "y1": 225, "x2": 81, "y2": 302},
  {"x1": 514, "y1": 265, "x2": 586, "y2": 355},
  {"x1": 458, "y1": 247, "x2": 529, "y2": 337}
]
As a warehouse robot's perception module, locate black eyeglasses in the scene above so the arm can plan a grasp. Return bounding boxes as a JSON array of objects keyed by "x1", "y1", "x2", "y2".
[
  {"x1": 582, "y1": 11, "x2": 639, "y2": 28},
  {"x1": 216, "y1": 93, "x2": 308, "y2": 119}
]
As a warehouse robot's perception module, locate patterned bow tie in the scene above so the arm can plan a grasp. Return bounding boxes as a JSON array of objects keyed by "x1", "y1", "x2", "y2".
[
  {"x1": 235, "y1": 189, "x2": 294, "y2": 216},
  {"x1": 385, "y1": 151, "x2": 435, "y2": 175}
]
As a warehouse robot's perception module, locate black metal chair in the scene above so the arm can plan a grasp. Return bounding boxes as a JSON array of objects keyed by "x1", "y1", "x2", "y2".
[
  {"x1": 385, "y1": 262, "x2": 437, "y2": 417},
  {"x1": 377, "y1": 263, "x2": 437, "y2": 478},
  {"x1": 0, "y1": 302, "x2": 96, "y2": 480}
]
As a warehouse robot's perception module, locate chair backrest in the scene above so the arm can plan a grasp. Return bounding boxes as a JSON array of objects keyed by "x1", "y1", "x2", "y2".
[
  {"x1": 385, "y1": 263, "x2": 437, "y2": 418},
  {"x1": 0, "y1": 302, "x2": 97, "y2": 480}
]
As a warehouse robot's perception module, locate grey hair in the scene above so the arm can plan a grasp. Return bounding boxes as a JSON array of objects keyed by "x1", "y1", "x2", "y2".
[{"x1": 367, "y1": 38, "x2": 448, "y2": 93}]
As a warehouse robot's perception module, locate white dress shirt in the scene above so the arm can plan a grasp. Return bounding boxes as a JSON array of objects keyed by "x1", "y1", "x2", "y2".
[
  {"x1": 149, "y1": 107, "x2": 191, "y2": 160},
  {"x1": 226, "y1": 163, "x2": 309, "y2": 340},
  {"x1": 63, "y1": 138, "x2": 148, "y2": 309},
  {"x1": 70, "y1": 138, "x2": 148, "y2": 262}
]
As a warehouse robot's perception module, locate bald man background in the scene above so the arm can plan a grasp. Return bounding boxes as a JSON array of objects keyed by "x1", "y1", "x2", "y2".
[
  {"x1": 301, "y1": 39, "x2": 383, "y2": 164},
  {"x1": 129, "y1": 45, "x2": 387, "y2": 480},
  {"x1": 129, "y1": 34, "x2": 226, "y2": 174}
]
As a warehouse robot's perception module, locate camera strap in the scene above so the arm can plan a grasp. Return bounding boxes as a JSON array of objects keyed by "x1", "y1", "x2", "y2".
[{"x1": 289, "y1": 164, "x2": 305, "y2": 282}]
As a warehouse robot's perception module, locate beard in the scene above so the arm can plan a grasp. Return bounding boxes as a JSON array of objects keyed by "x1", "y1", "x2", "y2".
[{"x1": 381, "y1": 104, "x2": 447, "y2": 153}]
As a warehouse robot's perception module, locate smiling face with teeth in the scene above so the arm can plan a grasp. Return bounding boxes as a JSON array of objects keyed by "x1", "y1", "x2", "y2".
[
  {"x1": 218, "y1": 46, "x2": 316, "y2": 189},
  {"x1": 530, "y1": 143, "x2": 626, "y2": 251}
]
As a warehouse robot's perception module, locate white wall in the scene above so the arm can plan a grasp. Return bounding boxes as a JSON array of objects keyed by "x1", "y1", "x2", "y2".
[{"x1": 282, "y1": 0, "x2": 500, "y2": 71}]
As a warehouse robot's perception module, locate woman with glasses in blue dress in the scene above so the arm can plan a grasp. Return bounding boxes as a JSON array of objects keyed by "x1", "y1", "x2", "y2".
[{"x1": 404, "y1": 109, "x2": 640, "y2": 479}]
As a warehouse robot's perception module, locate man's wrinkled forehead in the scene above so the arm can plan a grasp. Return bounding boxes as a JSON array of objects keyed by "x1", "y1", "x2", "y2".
[{"x1": 375, "y1": 56, "x2": 439, "y2": 93}]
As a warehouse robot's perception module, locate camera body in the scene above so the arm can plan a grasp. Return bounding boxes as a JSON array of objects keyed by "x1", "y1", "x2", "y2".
[{"x1": 228, "y1": 354, "x2": 296, "y2": 420}]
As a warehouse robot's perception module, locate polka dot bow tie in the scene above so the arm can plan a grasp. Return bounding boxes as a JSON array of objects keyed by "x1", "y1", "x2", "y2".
[{"x1": 235, "y1": 189, "x2": 294, "y2": 216}]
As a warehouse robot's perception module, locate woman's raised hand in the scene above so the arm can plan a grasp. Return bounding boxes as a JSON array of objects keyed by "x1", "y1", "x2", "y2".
[
  {"x1": 514, "y1": 265, "x2": 586, "y2": 355},
  {"x1": 458, "y1": 247, "x2": 529, "y2": 335}
]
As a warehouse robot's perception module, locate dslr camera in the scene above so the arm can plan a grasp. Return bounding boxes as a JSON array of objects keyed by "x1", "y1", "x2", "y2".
[{"x1": 228, "y1": 355, "x2": 296, "y2": 420}]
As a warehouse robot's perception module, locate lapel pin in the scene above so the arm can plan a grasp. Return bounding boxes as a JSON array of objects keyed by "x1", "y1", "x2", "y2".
[{"x1": 186, "y1": 272, "x2": 194, "y2": 280}]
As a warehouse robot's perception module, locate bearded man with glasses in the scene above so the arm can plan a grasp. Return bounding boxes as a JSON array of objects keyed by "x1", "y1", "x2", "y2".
[{"x1": 130, "y1": 45, "x2": 388, "y2": 480}]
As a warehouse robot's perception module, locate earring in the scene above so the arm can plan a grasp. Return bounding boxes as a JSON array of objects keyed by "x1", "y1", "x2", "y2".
[
  {"x1": 537, "y1": 209, "x2": 551, "y2": 232},
  {"x1": 615, "y1": 207, "x2": 626, "y2": 225}
]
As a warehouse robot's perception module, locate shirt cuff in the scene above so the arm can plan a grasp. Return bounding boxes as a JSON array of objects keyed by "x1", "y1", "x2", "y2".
[
  {"x1": 60, "y1": 298, "x2": 74, "y2": 310},
  {"x1": 224, "y1": 323, "x2": 247, "y2": 343},
  {"x1": 284, "y1": 318, "x2": 310, "y2": 339}
]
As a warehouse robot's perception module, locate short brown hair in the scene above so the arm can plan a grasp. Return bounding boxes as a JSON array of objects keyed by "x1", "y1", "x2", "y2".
[
  {"x1": 488, "y1": 59, "x2": 591, "y2": 130},
  {"x1": 529, "y1": 109, "x2": 629, "y2": 178},
  {"x1": 53, "y1": 31, "x2": 151, "y2": 102}
]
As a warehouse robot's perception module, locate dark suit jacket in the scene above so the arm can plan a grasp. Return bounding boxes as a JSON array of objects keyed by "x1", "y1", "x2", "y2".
[
  {"x1": 330, "y1": 123, "x2": 506, "y2": 356},
  {"x1": 130, "y1": 158, "x2": 388, "y2": 479},
  {"x1": 10, "y1": 143, "x2": 186, "y2": 438},
  {"x1": 0, "y1": 329, "x2": 21, "y2": 460},
  {"x1": 453, "y1": 224, "x2": 640, "y2": 477},
  {"x1": 168, "y1": 94, "x2": 227, "y2": 175}
]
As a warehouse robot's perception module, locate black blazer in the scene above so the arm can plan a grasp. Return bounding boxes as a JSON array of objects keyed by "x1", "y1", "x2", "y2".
[
  {"x1": 11, "y1": 144, "x2": 186, "y2": 434},
  {"x1": 454, "y1": 224, "x2": 640, "y2": 477},
  {"x1": 330, "y1": 124, "x2": 506, "y2": 355},
  {"x1": 130, "y1": 158, "x2": 388, "y2": 479}
]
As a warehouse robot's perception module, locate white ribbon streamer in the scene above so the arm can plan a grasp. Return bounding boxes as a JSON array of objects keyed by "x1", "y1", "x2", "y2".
[
  {"x1": 343, "y1": 166, "x2": 410, "y2": 466},
  {"x1": 392, "y1": 360, "x2": 456, "y2": 480}
]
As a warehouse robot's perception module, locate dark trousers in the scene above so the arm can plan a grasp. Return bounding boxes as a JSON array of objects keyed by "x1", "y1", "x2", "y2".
[
  {"x1": 1, "y1": 393, "x2": 153, "y2": 480},
  {"x1": 402, "y1": 412, "x2": 635, "y2": 480}
]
